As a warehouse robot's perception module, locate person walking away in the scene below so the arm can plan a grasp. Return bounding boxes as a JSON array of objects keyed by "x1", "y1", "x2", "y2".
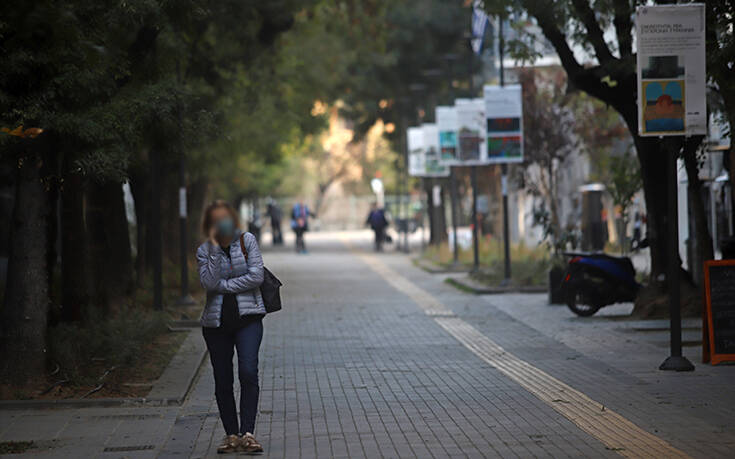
[
  {"x1": 291, "y1": 200, "x2": 311, "y2": 253},
  {"x1": 266, "y1": 199, "x2": 283, "y2": 246},
  {"x1": 196, "y1": 200, "x2": 266, "y2": 454},
  {"x1": 366, "y1": 203, "x2": 389, "y2": 251}
]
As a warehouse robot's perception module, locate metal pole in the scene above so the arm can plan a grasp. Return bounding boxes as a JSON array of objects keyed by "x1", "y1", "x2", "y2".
[
  {"x1": 444, "y1": 55, "x2": 461, "y2": 266},
  {"x1": 151, "y1": 148, "x2": 163, "y2": 311},
  {"x1": 176, "y1": 59, "x2": 195, "y2": 306},
  {"x1": 450, "y1": 167, "x2": 460, "y2": 265},
  {"x1": 659, "y1": 143, "x2": 694, "y2": 371},
  {"x1": 471, "y1": 167, "x2": 480, "y2": 272},
  {"x1": 498, "y1": 15, "x2": 511, "y2": 285},
  {"x1": 468, "y1": 37, "x2": 480, "y2": 272},
  {"x1": 501, "y1": 164, "x2": 511, "y2": 284},
  {"x1": 402, "y1": 115, "x2": 410, "y2": 254}
]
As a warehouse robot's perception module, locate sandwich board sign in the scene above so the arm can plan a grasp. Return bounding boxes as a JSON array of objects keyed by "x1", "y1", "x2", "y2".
[{"x1": 703, "y1": 260, "x2": 735, "y2": 365}]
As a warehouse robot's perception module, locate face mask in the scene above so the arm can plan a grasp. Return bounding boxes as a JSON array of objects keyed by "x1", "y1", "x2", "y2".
[{"x1": 215, "y1": 218, "x2": 236, "y2": 238}]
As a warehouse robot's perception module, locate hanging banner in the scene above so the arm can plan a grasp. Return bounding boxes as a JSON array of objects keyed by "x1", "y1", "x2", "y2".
[
  {"x1": 407, "y1": 126, "x2": 425, "y2": 177},
  {"x1": 436, "y1": 106, "x2": 459, "y2": 165},
  {"x1": 421, "y1": 123, "x2": 450, "y2": 177},
  {"x1": 483, "y1": 84, "x2": 524, "y2": 163},
  {"x1": 636, "y1": 4, "x2": 706, "y2": 137},
  {"x1": 456, "y1": 98, "x2": 487, "y2": 165}
]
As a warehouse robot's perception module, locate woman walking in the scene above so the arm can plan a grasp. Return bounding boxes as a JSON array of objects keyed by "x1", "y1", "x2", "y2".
[{"x1": 197, "y1": 200, "x2": 266, "y2": 454}]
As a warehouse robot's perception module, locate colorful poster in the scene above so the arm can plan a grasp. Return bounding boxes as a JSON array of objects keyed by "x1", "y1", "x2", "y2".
[
  {"x1": 436, "y1": 106, "x2": 459, "y2": 164},
  {"x1": 636, "y1": 4, "x2": 706, "y2": 136},
  {"x1": 407, "y1": 126, "x2": 425, "y2": 177},
  {"x1": 421, "y1": 123, "x2": 449, "y2": 177},
  {"x1": 483, "y1": 84, "x2": 523, "y2": 163},
  {"x1": 456, "y1": 98, "x2": 487, "y2": 165}
]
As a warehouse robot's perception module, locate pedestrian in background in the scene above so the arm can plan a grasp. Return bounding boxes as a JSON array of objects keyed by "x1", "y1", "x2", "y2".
[
  {"x1": 266, "y1": 199, "x2": 283, "y2": 246},
  {"x1": 197, "y1": 200, "x2": 265, "y2": 454},
  {"x1": 291, "y1": 199, "x2": 311, "y2": 253},
  {"x1": 366, "y1": 202, "x2": 389, "y2": 252},
  {"x1": 248, "y1": 203, "x2": 262, "y2": 243}
]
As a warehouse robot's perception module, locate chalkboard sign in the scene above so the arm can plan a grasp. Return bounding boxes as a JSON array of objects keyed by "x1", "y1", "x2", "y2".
[{"x1": 703, "y1": 260, "x2": 735, "y2": 365}]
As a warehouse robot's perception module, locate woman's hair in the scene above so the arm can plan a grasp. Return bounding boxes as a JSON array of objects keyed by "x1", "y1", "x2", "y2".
[{"x1": 201, "y1": 199, "x2": 240, "y2": 236}]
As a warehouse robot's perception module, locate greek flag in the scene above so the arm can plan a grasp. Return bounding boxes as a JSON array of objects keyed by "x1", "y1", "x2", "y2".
[{"x1": 471, "y1": 0, "x2": 489, "y2": 55}]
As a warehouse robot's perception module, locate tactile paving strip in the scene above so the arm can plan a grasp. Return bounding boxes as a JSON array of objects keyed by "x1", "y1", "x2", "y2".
[{"x1": 358, "y1": 252, "x2": 690, "y2": 459}]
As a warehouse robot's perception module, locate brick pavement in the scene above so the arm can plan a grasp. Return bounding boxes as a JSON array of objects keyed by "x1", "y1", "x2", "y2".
[{"x1": 2, "y1": 230, "x2": 734, "y2": 458}]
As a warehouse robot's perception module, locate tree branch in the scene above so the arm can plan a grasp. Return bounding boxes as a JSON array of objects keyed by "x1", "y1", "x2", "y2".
[
  {"x1": 613, "y1": 0, "x2": 633, "y2": 57},
  {"x1": 570, "y1": 0, "x2": 615, "y2": 63},
  {"x1": 521, "y1": 0, "x2": 585, "y2": 76}
]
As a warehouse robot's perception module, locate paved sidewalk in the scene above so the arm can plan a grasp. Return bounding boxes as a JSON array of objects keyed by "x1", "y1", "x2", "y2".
[{"x1": 2, "y1": 230, "x2": 734, "y2": 458}]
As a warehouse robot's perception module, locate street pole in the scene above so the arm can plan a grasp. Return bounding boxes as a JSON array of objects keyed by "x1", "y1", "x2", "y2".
[
  {"x1": 401, "y1": 113, "x2": 410, "y2": 254},
  {"x1": 659, "y1": 143, "x2": 694, "y2": 371},
  {"x1": 469, "y1": 41, "x2": 480, "y2": 272},
  {"x1": 450, "y1": 167, "x2": 460, "y2": 265},
  {"x1": 176, "y1": 59, "x2": 195, "y2": 306},
  {"x1": 151, "y1": 147, "x2": 163, "y2": 311},
  {"x1": 443, "y1": 54, "x2": 461, "y2": 266},
  {"x1": 501, "y1": 164, "x2": 511, "y2": 284},
  {"x1": 498, "y1": 15, "x2": 512, "y2": 285},
  {"x1": 471, "y1": 166, "x2": 480, "y2": 272}
]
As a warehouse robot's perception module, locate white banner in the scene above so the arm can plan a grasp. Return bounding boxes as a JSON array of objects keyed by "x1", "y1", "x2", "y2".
[
  {"x1": 484, "y1": 84, "x2": 524, "y2": 163},
  {"x1": 421, "y1": 123, "x2": 449, "y2": 177},
  {"x1": 636, "y1": 4, "x2": 706, "y2": 136},
  {"x1": 456, "y1": 98, "x2": 487, "y2": 165},
  {"x1": 436, "y1": 106, "x2": 459, "y2": 165}
]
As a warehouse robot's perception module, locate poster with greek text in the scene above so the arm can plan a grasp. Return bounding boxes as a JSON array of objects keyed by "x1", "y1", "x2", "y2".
[
  {"x1": 483, "y1": 84, "x2": 524, "y2": 163},
  {"x1": 636, "y1": 4, "x2": 706, "y2": 136}
]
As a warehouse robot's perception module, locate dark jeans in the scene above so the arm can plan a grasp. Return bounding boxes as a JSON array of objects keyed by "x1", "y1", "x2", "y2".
[
  {"x1": 295, "y1": 228, "x2": 306, "y2": 252},
  {"x1": 202, "y1": 319, "x2": 263, "y2": 435},
  {"x1": 272, "y1": 220, "x2": 283, "y2": 245},
  {"x1": 373, "y1": 227, "x2": 385, "y2": 251}
]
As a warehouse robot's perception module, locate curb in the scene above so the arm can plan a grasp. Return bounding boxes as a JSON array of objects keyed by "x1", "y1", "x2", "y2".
[
  {"x1": 445, "y1": 276, "x2": 548, "y2": 295},
  {"x1": 0, "y1": 328, "x2": 207, "y2": 410},
  {"x1": 412, "y1": 258, "x2": 471, "y2": 274}
]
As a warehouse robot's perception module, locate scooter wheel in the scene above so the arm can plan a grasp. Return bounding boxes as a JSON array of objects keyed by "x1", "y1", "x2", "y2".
[{"x1": 566, "y1": 289, "x2": 601, "y2": 317}]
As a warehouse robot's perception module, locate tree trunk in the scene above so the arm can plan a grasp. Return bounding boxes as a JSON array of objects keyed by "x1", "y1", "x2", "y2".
[
  {"x1": 129, "y1": 169, "x2": 150, "y2": 286},
  {"x1": 188, "y1": 178, "x2": 209, "y2": 249},
  {"x1": 0, "y1": 149, "x2": 50, "y2": 384},
  {"x1": 682, "y1": 136, "x2": 713, "y2": 286},
  {"x1": 87, "y1": 180, "x2": 134, "y2": 310},
  {"x1": 424, "y1": 179, "x2": 448, "y2": 245},
  {"x1": 60, "y1": 160, "x2": 88, "y2": 322}
]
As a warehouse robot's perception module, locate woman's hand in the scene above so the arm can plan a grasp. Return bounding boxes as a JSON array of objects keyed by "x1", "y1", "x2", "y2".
[{"x1": 208, "y1": 226, "x2": 219, "y2": 249}]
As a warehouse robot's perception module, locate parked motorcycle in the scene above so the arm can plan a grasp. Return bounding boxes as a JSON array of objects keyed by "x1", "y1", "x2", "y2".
[{"x1": 558, "y1": 252, "x2": 641, "y2": 316}]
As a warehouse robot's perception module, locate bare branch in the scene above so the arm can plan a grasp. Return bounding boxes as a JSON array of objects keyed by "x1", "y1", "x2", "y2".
[
  {"x1": 613, "y1": 0, "x2": 633, "y2": 57},
  {"x1": 570, "y1": 0, "x2": 615, "y2": 63},
  {"x1": 521, "y1": 0, "x2": 585, "y2": 75}
]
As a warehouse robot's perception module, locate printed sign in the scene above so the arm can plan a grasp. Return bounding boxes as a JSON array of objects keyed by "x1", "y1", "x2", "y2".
[
  {"x1": 407, "y1": 126, "x2": 425, "y2": 177},
  {"x1": 636, "y1": 4, "x2": 706, "y2": 136},
  {"x1": 407, "y1": 125, "x2": 449, "y2": 177},
  {"x1": 436, "y1": 106, "x2": 459, "y2": 164},
  {"x1": 421, "y1": 123, "x2": 449, "y2": 177},
  {"x1": 456, "y1": 98, "x2": 487, "y2": 165},
  {"x1": 484, "y1": 85, "x2": 524, "y2": 163},
  {"x1": 703, "y1": 260, "x2": 735, "y2": 365}
]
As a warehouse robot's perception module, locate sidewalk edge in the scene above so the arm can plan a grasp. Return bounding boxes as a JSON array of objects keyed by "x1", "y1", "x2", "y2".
[{"x1": 0, "y1": 328, "x2": 207, "y2": 410}]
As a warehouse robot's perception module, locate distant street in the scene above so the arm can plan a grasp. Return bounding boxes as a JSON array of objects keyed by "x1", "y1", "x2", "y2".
[{"x1": 1, "y1": 231, "x2": 733, "y2": 458}]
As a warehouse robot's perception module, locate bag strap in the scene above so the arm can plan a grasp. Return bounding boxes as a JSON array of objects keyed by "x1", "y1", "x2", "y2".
[{"x1": 239, "y1": 233, "x2": 248, "y2": 261}]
